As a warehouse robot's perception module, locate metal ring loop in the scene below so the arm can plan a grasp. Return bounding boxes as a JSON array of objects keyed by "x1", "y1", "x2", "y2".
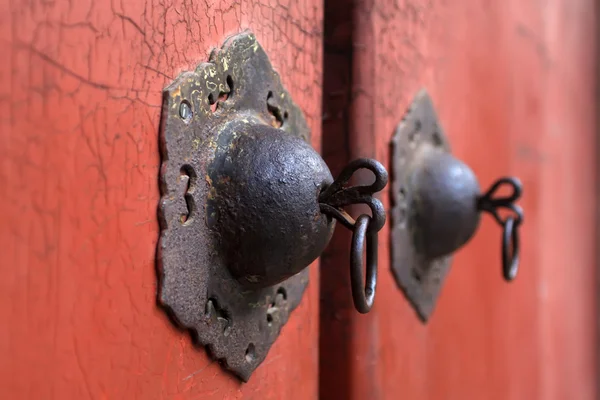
[
  {"x1": 480, "y1": 177, "x2": 523, "y2": 206},
  {"x1": 350, "y1": 214, "x2": 378, "y2": 313},
  {"x1": 319, "y1": 158, "x2": 388, "y2": 200},
  {"x1": 502, "y1": 217, "x2": 519, "y2": 281}
]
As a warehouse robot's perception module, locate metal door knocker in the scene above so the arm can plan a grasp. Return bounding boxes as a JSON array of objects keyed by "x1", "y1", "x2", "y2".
[
  {"x1": 157, "y1": 32, "x2": 387, "y2": 381},
  {"x1": 390, "y1": 89, "x2": 524, "y2": 322}
]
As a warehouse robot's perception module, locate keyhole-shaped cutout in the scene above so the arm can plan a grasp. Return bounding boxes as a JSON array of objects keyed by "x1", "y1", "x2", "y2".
[
  {"x1": 180, "y1": 165, "x2": 197, "y2": 225},
  {"x1": 266, "y1": 91, "x2": 288, "y2": 128}
]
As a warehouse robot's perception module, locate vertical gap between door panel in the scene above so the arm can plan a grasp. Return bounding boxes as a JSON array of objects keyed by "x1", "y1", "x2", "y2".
[{"x1": 319, "y1": 0, "x2": 354, "y2": 398}]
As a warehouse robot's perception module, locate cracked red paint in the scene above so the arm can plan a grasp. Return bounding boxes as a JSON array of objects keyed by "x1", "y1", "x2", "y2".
[
  {"x1": 2, "y1": 0, "x2": 597, "y2": 398},
  {"x1": 0, "y1": 0, "x2": 322, "y2": 398}
]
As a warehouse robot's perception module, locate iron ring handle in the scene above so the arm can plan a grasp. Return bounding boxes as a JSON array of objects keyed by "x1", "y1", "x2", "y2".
[
  {"x1": 320, "y1": 158, "x2": 387, "y2": 314},
  {"x1": 502, "y1": 216, "x2": 520, "y2": 281},
  {"x1": 479, "y1": 178, "x2": 524, "y2": 281},
  {"x1": 350, "y1": 214, "x2": 378, "y2": 313}
]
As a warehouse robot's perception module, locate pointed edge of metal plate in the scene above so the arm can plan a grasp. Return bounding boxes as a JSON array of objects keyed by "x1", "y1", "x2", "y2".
[
  {"x1": 390, "y1": 89, "x2": 454, "y2": 323},
  {"x1": 157, "y1": 31, "x2": 309, "y2": 381}
]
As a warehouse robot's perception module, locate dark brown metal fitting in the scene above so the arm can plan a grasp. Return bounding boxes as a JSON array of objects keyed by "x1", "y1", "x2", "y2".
[
  {"x1": 391, "y1": 89, "x2": 523, "y2": 322},
  {"x1": 158, "y1": 32, "x2": 388, "y2": 381}
]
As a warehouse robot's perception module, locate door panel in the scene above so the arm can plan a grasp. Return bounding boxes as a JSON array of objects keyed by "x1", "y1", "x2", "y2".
[
  {"x1": 0, "y1": 1, "x2": 322, "y2": 398},
  {"x1": 321, "y1": 1, "x2": 597, "y2": 399}
]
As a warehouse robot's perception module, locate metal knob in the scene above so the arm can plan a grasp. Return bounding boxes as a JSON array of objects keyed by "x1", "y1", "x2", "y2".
[
  {"x1": 209, "y1": 122, "x2": 335, "y2": 289},
  {"x1": 410, "y1": 148, "x2": 482, "y2": 260}
]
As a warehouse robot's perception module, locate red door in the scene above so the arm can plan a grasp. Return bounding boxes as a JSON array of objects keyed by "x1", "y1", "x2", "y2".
[
  {"x1": 320, "y1": 1, "x2": 598, "y2": 400},
  {"x1": 1, "y1": 0, "x2": 597, "y2": 399}
]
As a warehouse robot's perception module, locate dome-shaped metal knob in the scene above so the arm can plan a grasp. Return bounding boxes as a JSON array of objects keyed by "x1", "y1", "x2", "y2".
[
  {"x1": 410, "y1": 148, "x2": 481, "y2": 259},
  {"x1": 209, "y1": 122, "x2": 335, "y2": 289}
]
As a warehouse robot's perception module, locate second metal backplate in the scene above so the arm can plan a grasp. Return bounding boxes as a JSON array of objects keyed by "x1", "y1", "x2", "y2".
[{"x1": 390, "y1": 89, "x2": 453, "y2": 322}]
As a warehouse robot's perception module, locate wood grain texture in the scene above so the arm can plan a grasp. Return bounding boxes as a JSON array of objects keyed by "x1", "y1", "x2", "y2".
[
  {"x1": 320, "y1": 1, "x2": 597, "y2": 399},
  {"x1": 0, "y1": 0, "x2": 322, "y2": 398}
]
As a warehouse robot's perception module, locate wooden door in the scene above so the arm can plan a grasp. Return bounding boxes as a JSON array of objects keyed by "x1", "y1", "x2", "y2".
[
  {"x1": 0, "y1": 1, "x2": 323, "y2": 398},
  {"x1": 320, "y1": 1, "x2": 598, "y2": 400},
  {"x1": 2, "y1": 0, "x2": 597, "y2": 399}
]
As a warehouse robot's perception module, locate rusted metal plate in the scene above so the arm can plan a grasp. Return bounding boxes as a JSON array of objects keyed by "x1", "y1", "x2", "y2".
[
  {"x1": 157, "y1": 32, "x2": 310, "y2": 381},
  {"x1": 390, "y1": 89, "x2": 454, "y2": 322}
]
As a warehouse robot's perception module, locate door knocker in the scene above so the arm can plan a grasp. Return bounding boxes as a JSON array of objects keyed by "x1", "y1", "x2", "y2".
[
  {"x1": 390, "y1": 89, "x2": 524, "y2": 322},
  {"x1": 157, "y1": 32, "x2": 387, "y2": 380}
]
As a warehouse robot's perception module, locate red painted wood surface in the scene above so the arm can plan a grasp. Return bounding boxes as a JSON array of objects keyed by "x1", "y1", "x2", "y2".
[
  {"x1": 321, "y1": 1, "x2": 597, "y2": 399},
  {"x1": 0, "y1": 1, "x2": 323, "y2": 398}
]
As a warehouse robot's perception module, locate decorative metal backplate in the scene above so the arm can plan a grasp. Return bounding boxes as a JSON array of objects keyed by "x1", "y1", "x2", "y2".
[
  {"x1": 390, "y1": 89, "x2": 452, "y2": 322},
  {"x1": 157, "y1": 32, "x2": 309, "y2": 381}
]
